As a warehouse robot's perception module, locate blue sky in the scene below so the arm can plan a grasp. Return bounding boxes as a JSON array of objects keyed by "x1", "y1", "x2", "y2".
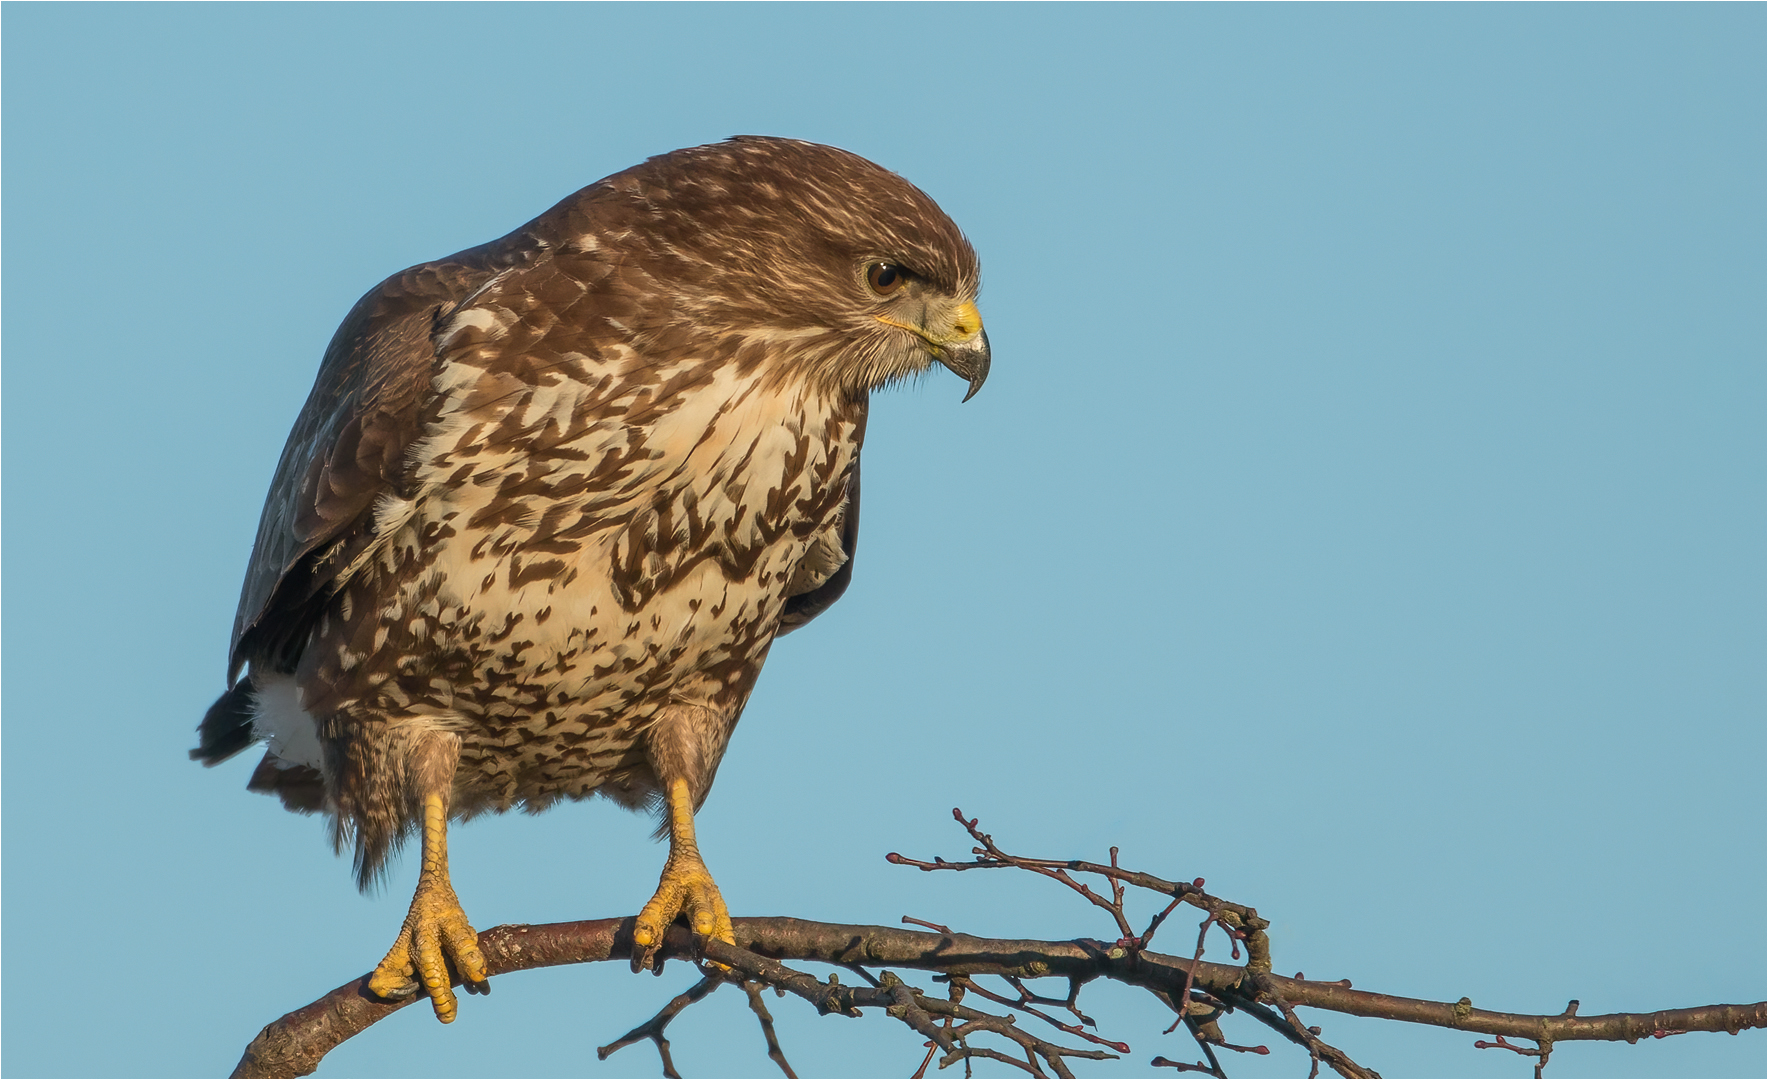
[{"x1": 3, "y1": 5, "x2": 1762, "y2": 1078}]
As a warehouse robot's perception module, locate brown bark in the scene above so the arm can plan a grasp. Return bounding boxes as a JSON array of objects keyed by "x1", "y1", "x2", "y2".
[{"x1": 231, "y1": 915, "x2": 1765, "y2": 1079}]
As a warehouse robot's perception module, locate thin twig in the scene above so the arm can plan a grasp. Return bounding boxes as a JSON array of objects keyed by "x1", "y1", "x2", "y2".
[
  {"x1": 1151, "y1": 1055, "x2": 1220, "y2": 1075},
  {"x1": 1475, "y1": 1033, "x2": 1555, "y2": 1079},
  {"x1": 1250, "y1": 985, "x2": 1375, "y2": 1080},
  {"x1": 595, "y1": 974, "x2": 722, "y2": 1078},
  {"x1": 743, "y1": 980, "x2": 797, "y2": 1078},
  {"x1": 696, "y1": 939, "x2": 1116, "y2": 1078},
  {"x1": 1180, "y1": 1009, "x2": 1229, "y2": 1078},
  {"x1": 949, "y1": 974, "x2": 1130, "y2": 1053},
  {"x1": 903, "y1": 915, "x2": 955, "y2": 936},
  {"x1": 912, "y1": 1039, "x2": 938, "y2": 1078}
]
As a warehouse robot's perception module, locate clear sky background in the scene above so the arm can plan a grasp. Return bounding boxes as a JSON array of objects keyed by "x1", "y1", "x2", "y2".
[{"x1": 3, "y1": 5, "x2": 1762, "y2": 1078}]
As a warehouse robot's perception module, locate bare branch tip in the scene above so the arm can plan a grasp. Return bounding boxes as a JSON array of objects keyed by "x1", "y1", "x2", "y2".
[{"x1": 903, "y1": 915, "x2": 956, "y2": 936}]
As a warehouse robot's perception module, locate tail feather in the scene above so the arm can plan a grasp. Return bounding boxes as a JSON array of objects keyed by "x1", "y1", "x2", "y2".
[
  {"x1": 190, "y1": 682, "x2": 257, "y2": 765},
  {"x1": 248, "y1": 753, "x2": 328, "y2": 814}
]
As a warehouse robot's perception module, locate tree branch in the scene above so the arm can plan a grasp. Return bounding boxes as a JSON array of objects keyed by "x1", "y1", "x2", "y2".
[
  {"x1": 231, "y1": 916, "x2": 1764, "y2": 1078},
  {"x1": 230, "y1": 814, "x2": 1765, "y2": 1078}
]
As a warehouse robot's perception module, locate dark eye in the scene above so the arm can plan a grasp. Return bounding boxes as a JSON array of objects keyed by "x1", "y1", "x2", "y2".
[{"x1": 866, "y1": 263, "x2": 908, "y2": 296}]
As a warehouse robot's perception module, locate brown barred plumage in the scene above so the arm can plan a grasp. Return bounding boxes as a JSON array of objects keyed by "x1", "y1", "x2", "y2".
[{"x1": 191, "y1": 137, "x2": 988, "y2": 1019}]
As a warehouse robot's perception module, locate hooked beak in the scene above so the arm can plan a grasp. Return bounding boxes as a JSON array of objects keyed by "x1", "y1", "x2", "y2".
[
  {"x1": 878, "y1": 299, "x2": 990, "y2": 402},
  {"x1": 938, "y1": 326, "x2": 991, "y2": 402},
  {"x1": 935, "y1": 300, "x2": 990, "y2": 402}
]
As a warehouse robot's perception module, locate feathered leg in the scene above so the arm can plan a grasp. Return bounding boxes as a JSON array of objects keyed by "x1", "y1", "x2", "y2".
[
  {"x1": 364, "y1": 733, "x2": 490, "y2": 1022},
  {"x1": 631, "y1": 704, "x2": 737, "y2": 972}
]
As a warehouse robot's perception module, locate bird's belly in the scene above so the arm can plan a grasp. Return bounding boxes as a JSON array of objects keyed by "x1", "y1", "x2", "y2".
[
  {"x1": 449, "y1": 540, "x2": 790, "y2": 711},
  {"x1": 396, "y1": 518, "x2": 804, "y2": 804},
  {"x1": 308, "y1": 365, "x2": 862, "y2": 808}
]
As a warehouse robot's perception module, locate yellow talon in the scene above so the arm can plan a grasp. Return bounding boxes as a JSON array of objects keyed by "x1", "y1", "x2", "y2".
[
  {"x1": 367, "y1": 791, "x2": 490, "y2": 1022},
  {"x1": 632, "y1": 778, "x2": 735, "y2": 972}
]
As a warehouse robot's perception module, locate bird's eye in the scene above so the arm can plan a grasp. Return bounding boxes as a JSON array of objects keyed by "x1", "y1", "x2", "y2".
[{"x1": 866, "y1": 263, "x2": 908, "y2": 296}]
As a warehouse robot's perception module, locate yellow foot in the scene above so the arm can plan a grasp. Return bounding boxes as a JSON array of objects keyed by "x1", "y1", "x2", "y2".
[
  {"x1": 631, "y1": 853, "x2": 735, "y2": 973},
  {"x1": 366, "y1": 880, "x2": 490, "y2": 1023}
]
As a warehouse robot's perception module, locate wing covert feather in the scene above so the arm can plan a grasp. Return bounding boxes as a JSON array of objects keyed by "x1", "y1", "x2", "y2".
[
  {"x1": 229, "y1": 260, "x2": 494, "y2": 681},
  {"x1": 777, "y1": 458, "x2": 860, "y2": 635}
]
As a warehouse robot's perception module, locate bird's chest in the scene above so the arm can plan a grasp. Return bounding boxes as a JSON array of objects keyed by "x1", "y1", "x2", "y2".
[{"x1": 357, "y1": 359, "x2": 862, "y2": 723}]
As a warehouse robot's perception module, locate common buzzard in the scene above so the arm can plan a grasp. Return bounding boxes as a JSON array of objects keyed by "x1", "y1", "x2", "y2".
[{"x1": 192, "y1": 137, "x2": 988, "y2": 1021}]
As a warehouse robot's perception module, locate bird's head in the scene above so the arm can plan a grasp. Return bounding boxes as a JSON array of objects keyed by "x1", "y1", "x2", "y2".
[{"x1": 575, "y1": 137, "x2": 988, "y2": 402}]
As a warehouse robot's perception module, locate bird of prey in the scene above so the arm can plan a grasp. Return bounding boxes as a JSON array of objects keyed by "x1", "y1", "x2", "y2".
[{"x1": 191, "y1": 137, "x2": 988, "y2": 1022}]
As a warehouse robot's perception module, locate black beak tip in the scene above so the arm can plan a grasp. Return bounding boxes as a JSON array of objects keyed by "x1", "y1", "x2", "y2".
[{"x1": 956, "y1": 330, "x2": 991, "y2": 403}]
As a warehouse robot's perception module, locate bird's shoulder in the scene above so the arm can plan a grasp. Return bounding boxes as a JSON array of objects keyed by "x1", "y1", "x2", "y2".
[{"x1": 230, "y1": 229, "x2": 563, "y2": 679}]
